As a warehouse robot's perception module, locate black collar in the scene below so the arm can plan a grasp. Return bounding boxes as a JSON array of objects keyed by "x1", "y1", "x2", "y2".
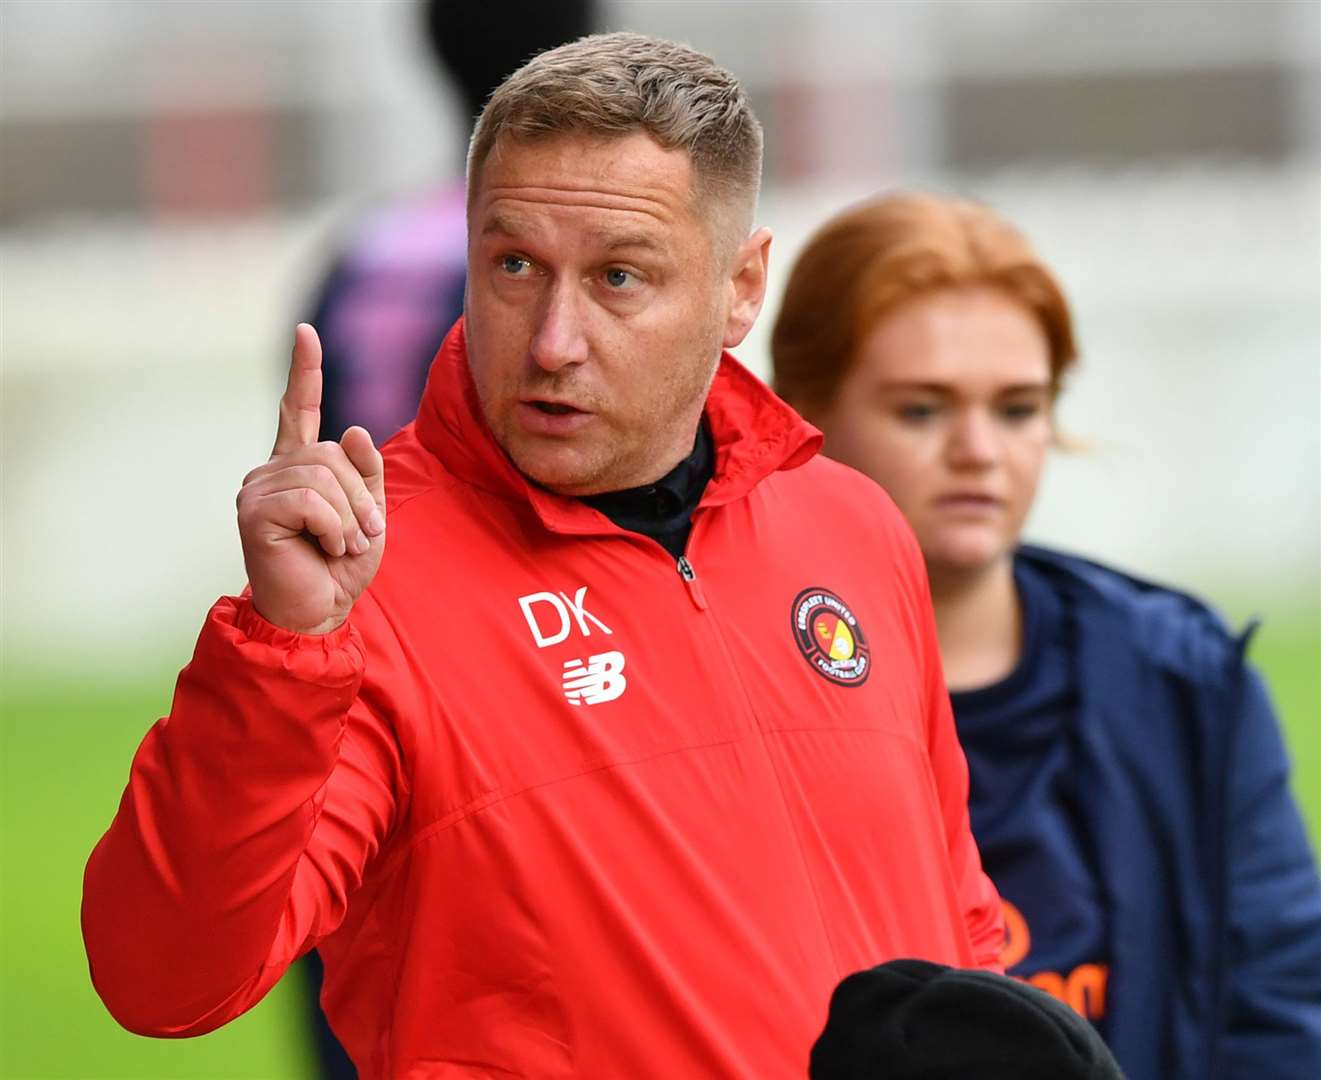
[{"x1": 581, "y1": 422, "x2": 714, "y2": 557}]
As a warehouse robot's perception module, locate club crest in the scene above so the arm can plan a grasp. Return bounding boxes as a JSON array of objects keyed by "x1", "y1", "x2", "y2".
[{"x1": 791, "y1": 587, "x2": 871, "y2": 687}]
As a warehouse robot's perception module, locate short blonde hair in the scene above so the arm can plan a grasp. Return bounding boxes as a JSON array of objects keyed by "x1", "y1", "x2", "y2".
[
  {"x1": 772, "y1": 193, "x2": 1078, "y2": 411},
  {"x1": 467, "y1": 32, "x2": 763, "y2": 245}
]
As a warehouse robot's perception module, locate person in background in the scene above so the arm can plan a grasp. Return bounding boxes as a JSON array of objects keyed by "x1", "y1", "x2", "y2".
[
  {"x1": 301, "y1": 4, "x2": 595, "y2": 1073},
  {"x1": 771, "y1": 191, "x2": 1321, "y2": 1080},
  {"x1": 308, "y1": 0, "x2": 598, "y2": 446}
]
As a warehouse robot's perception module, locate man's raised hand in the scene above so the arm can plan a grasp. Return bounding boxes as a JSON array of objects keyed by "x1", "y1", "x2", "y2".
[{"x1": 237, "y1": 324, "x2": 386, "y2": 634}]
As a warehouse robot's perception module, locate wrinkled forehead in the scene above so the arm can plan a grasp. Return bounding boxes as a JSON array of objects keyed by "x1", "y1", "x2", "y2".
[
  {"x1": 468, "y1": 130, "x2": 752, "y2": 271},
  {"x1": 471, "y1": 131, "x2": 700, "y2": 217}
]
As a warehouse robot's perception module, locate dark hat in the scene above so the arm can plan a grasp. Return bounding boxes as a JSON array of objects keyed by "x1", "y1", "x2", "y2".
[
  {"x1": 423, "y1": 0, "x2": 598, "y2": 123},
  {"x1": 810, "y1": 958, "x2": 1125, "y2": 1079}
]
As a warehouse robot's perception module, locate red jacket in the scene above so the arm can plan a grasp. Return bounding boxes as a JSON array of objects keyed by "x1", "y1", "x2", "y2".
[{"x1": 84, "y1": 323, "x2": 1002, "y2": 1078}]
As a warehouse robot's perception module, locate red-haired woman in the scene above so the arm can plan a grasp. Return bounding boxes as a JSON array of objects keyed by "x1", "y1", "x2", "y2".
[{"x1": 772, "y1": 193, "x2": 1321, "y2": 1080}]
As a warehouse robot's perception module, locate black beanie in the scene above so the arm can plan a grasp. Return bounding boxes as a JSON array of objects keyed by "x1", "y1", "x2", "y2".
[
  {"x1": 423, "y1": 0, "x2": 598, "y2": 124},
  {"x1": 810, "y1": 959, "x2": 1126, "y2": 1080}
]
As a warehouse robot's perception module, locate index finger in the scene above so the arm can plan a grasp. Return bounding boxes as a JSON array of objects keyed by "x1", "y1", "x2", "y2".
[{"x1": 272, "y1": 323, "x2": 323, "y2": 455}]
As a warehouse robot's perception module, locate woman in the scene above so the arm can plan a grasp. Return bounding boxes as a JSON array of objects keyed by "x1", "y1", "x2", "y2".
[{"x1": 771, "y1": 193, "x2": 1321, "y2": 1080}]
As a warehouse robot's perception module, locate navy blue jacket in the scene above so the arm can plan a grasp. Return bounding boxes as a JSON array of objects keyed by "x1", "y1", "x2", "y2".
[{"x1": 1017, "y1": 546, "x2": 1321, "y2": 1079}]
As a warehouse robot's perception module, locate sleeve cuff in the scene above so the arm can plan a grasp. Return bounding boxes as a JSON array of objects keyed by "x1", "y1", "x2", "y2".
[
  {"x1": 233, "y1": 594, "x2": 358, "y2": 651},
  {"x1": 201, "y1": 594, "x2": 365, "y2": 688}
]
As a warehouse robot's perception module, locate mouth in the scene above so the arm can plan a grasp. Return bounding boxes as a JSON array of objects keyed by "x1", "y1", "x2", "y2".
[
  {"x1": 935, "y1": 493, "x2": 1002, "y2": 511},
  {"x1": 516, "y1": 398, "x2": 596, "y2": 436}
]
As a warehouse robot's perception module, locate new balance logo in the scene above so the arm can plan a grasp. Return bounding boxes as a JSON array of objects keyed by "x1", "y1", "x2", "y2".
[{"x1": 562, "y1": 651, "x2": 627, "y2": 706}]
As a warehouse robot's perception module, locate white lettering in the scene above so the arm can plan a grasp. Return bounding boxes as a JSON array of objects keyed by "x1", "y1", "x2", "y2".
[
  {"x1": 560, "y1": 586, "x2": 613, "y2": 638},
  {"x1": 518, "y1": 592, "x2": 571, "y2": 648}
]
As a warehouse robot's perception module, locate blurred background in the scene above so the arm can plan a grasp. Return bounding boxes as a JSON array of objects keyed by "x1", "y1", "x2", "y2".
[{"x1": 2, "y1": 0, "x2": 1317, "y2": 1075}]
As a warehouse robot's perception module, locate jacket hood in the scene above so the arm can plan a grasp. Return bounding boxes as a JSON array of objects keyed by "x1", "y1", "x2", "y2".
[{"x1": 414, "y1": 318, "x2": 823, "y2": 535}]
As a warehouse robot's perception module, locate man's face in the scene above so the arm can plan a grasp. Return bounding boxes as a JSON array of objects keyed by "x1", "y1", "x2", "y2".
[{"x1": 465, "y1": 131, "x2": 761, "y2": 496}]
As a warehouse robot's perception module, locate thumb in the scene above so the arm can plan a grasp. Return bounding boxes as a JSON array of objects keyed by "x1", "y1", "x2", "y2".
[{"x1": 341, "y1": 426, "x2": 386, "y2": 518}]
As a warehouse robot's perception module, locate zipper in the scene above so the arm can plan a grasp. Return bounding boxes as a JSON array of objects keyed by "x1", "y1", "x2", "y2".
[
  {"x1": 673, "y1": 515, "x2": 843, "y2": 969},
  {"x1": 675, "y1": 555, "x2": 708, "y2": 611}
]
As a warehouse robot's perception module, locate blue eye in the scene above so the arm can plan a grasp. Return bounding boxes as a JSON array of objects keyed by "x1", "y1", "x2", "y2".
[
  {"x1": 500, "y1": 255, "x2": 532, "y2": 275},
  {"x1": 604, "y1": 268, "x2": 635, "y2": 289}
]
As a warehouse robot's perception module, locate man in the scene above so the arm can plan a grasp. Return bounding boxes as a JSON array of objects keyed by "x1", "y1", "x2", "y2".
[{"x1": 83, "y1": 34, "x2": 1002, "y2": 1078}]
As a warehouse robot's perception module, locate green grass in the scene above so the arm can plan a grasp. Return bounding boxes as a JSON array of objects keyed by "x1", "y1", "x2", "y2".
[
  {"x1": 1, "y1": 677, "x2": 315, "y2": 1080},
  {"x1": 1, "y1": 611, "x2": 1316, "y2": 1079}
]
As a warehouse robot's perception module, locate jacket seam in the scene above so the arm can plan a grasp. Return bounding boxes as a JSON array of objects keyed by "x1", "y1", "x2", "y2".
[{"x1": 376, "y1": 733, "x2": 749, "y2": 880}]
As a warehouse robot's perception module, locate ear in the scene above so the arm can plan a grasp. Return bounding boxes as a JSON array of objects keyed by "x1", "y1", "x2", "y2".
[{"x1": 721, "y1": 227, "x2": 773, "y2": 349}]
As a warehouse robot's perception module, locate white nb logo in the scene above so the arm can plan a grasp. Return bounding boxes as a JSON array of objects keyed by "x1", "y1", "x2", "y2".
[{"x1": 562, "y1": 651, "x2": 627, "y2": 706}]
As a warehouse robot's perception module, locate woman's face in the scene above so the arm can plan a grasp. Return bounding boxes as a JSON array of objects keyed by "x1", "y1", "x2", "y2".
[{"x1": 810, "y1": 286, "x2": 1054, "y2": 581}]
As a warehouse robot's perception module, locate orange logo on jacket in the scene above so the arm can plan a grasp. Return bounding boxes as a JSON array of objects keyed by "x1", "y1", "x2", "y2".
[{"x1": 999, "y1": 900, "x2": 1108, "y2": 1022}]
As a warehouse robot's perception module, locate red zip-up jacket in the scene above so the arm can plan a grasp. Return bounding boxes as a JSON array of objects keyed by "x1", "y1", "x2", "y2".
[{"x1": 84, "y1": 323, "x2": 1002, "y2": 1078}]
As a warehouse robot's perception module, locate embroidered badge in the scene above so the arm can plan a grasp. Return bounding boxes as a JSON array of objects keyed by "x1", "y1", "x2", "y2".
[{"x1": 791, "y1": 587, "x2": 871, "y2": 687}]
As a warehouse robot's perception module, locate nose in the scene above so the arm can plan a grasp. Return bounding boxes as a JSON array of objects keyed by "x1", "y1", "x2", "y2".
[
  {"x1": 945, "y1": 408, "x2": 999, "y2": 470},
  {"x1": 528, "y1": 279, "x2": 589, "y2": 372}
]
